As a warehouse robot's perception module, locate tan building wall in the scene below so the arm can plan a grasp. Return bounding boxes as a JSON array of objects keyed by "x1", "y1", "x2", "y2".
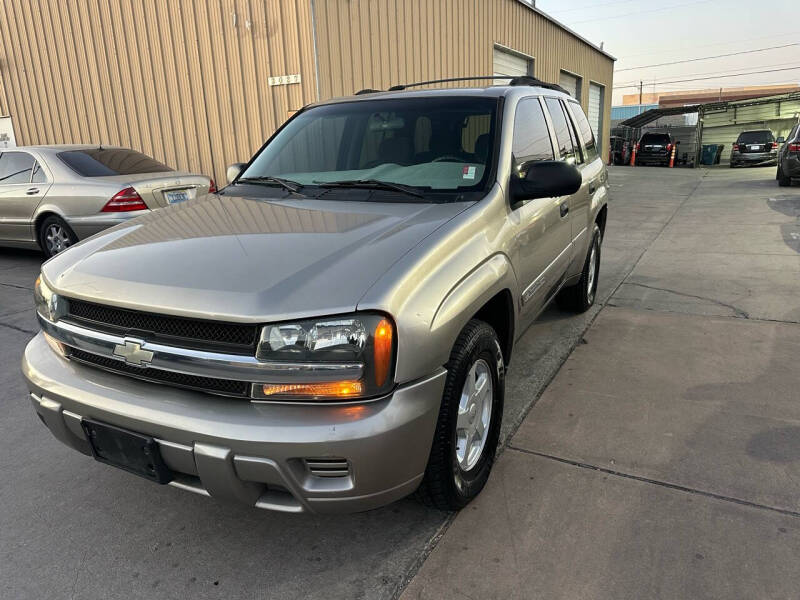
[
  {"x1": 0, "y1": 0, "x2": 614, "y2": 181},
  {"x1": 313, "y1": 0, "x2": 615, "y2": 157},
  {"x1": 0, "y1": 0, "x2": 317, "y2": 183}
]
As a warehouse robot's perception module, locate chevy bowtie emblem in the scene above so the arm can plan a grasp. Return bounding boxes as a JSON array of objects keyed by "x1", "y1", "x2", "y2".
[{"x1": 113, "y1": 340, "x2": 154, "y2": 366}]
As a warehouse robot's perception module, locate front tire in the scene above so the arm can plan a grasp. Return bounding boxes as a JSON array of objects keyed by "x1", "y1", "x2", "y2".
[
  {"x1": 39, "y1": 215, "x2": 78, "y2": 258},
  {"x1": 557, "y1": 223, "x2": 602, "y2": 313},
  {"x1": 416, "y1": 320, "x2": 505, "y2": 511}
]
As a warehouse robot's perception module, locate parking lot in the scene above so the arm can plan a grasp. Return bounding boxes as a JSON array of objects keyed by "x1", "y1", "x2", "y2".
[{"x1": 2, "y1": 166, "x2": 799, "y2": 599}]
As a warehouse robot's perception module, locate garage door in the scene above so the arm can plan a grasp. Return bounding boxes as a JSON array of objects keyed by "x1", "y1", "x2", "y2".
[
  {"x1": 588, "y1": 83, "x2": 604, "y2": 149},
  {"x1": 559, "y1": 71, "x2": 580, "y2": 100},
  {"x1": 493, "y1": 47, "x2": 531, "y2": 79}
]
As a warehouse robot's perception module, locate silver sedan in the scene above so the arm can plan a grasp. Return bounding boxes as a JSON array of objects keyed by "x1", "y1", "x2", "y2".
[{"x1": 0, "y1": 145, "x2": 215, "y2": 257}]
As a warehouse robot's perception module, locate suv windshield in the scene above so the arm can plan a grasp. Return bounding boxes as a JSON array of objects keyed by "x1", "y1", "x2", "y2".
[
  {"x1": 240, "y1": 97, "x2": 498, "y2": 199},
  {"x1": 58, "y1": 148, "x2": 173, "y2": 177},
  {"x1": 737, "y1": 131, "x2": 773, "y2": 144}
]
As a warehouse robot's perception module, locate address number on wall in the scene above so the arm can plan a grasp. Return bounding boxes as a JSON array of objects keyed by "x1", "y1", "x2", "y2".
[{"x1": 268, "y1": 74, "x2": 302, "y2": 86}]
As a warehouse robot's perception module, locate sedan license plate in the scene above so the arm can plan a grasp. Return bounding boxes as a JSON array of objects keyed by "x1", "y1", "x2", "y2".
[
  {"x1": 165, "y1": 190, "x2": 190, "y2": 204},
  {"x1": 748, "y1": 145, "x2": 761, "y2": 151},
  {"x1": 81, "y1": 419, "x2": 173, "y2": 484}
]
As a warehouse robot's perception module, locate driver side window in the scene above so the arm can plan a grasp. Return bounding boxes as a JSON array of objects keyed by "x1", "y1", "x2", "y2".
[{"x1": 512, "y1": 98, "x2": 554, "y2": 179}]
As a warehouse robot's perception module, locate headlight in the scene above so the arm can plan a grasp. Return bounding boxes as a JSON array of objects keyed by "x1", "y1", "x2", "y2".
[
  {"x1": 34, "y1": 274, "x2": 67, "y2": 356},
  {"x1": 34, "y1": 274, "x2": 64, "y2": 322},
  {"x1": 253, "y1": 313, "x2": 395, "y2": 401}
]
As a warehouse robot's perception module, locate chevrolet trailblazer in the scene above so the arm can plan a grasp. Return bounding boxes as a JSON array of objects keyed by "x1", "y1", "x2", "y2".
[{"x1": 23, "y1": 77, "x2": 609, "y2": 513}]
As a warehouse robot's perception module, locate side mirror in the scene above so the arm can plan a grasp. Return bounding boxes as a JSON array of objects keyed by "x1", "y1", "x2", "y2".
[
  {"x1": 226, "y1": 162, "x2": 246, "y2": 184},
  {"x1": 512, "y1": 161, "x2": 582, "y2": 204},
  {"x1": 777, "y1": 137, "x2": 786, "y2": 144},
  {"x1": 675, "y1": 140, "x2": 681, "y2": 145}
]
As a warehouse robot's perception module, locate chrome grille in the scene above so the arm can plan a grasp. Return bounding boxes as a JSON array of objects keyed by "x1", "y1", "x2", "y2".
[
  {"x1": 69, "y1": 348, "x2": 250, "y2": 397},
  {"x1": 66, "y1": 298, "x2": 258, "y2": 354}
]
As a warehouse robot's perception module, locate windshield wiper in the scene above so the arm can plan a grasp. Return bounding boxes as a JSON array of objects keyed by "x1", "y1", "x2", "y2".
[
  {"x1": 315, "y1": 179, "x2": 425, "y2": 199},
  {"x1": 237, "y1": 176, "x2": 302, "y2": 194}
]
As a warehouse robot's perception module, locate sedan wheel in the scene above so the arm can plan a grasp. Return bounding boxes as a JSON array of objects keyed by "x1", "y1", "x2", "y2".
[{"x1": 39, "y1": 216, "x2": 78, "y2": 258}]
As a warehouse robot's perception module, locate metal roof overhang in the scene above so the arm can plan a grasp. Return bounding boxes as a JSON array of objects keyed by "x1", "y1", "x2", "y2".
[{"x1": 619, "y1": 105, "x2": 701, "y2": 128}]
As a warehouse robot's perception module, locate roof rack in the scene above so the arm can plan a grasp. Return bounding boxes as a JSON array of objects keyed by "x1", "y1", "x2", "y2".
[
  {"x1": 383, "y1": 75, "x2": 568, "y2": 93},
  {"x1": 355, "y1": 88, "x2": 381, "y2": 95}
]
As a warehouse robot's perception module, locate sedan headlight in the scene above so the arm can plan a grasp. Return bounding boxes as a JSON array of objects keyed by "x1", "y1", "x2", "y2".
[{"x1": 254, "y1": 313, "x2": 395, "y2": 401}]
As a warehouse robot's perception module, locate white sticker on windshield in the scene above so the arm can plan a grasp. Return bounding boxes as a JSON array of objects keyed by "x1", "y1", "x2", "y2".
[{"x1": 462, "y1": 165, "x2": 476, "y2": 180}]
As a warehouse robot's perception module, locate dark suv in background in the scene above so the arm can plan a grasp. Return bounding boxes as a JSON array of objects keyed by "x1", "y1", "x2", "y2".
[
  {"x1": 635, "y1": 132, "x2": 676, "y2": 167},
  {"x1": 777, "y1": 123, "x2": 800, "y2": 186},
  {"x1": 730, "y1": 130, "x2": 778, "y2": 168}
]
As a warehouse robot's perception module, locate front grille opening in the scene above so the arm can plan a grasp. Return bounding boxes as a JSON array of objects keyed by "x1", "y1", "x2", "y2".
[
  {"x1": 304, "y1": 458, "x2": 350, "y2": 478},
  {"x1": 69, "y1": 348, "x2": 249, "y2": 397},
  {"x1": 65, "y1": 299, "x2": 259, "y2": 354}
]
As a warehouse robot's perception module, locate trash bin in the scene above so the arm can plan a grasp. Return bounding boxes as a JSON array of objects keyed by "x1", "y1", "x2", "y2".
[{"x1": 700, "y1": 144, "x2": 718, "y2": 165}]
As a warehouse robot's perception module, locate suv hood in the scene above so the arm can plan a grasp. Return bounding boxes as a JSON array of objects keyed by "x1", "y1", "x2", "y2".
[{"x1": 43, "y1": 194, "x2": 471, "y2": 322}]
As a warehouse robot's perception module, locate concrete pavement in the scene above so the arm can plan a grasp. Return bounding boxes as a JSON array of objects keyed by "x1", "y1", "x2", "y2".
[
  {"x1": 2, "y1": 166, "x2": 797, "y2": 599},
  {"x1": 403, "y1": 166, "x2": 800, "y2": 599},
  {"x1": 0, "y1": 165, "x2": 672, "y2": 599}
]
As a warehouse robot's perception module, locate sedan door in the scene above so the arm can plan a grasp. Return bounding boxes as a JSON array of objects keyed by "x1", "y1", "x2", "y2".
[
  {"x1": 509, "y1": 97, "x2": 572, "y2": 327},
  {"x1": 0, "y1": 151, "x2": 51, "y2": 243}
]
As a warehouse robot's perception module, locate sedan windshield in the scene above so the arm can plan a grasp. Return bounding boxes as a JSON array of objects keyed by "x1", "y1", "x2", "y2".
[
  {"x1": 240, "y1": 97, "x2": 498, "y2": 199},
  {"x1": 737, "y1": 131, "x2": 773, "y2": 144}
]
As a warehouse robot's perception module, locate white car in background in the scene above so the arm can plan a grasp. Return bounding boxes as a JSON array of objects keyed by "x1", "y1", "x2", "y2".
[{"x1": 0, "y1": 145, "x2": 215, "y2": 257}]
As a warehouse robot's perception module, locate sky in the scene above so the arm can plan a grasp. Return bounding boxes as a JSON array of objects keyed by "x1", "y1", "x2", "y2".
[{"x1": 534, "y1": 0, "x2": 800, "y2": 105}]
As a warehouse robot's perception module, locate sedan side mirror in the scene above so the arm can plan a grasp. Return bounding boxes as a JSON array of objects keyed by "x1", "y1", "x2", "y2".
[
  {"x1": 226, "y1": 162, "x2": 247, "y2": 184},
  {"x1": 777, "y1": 137, "x2": 786, "y2": 144},
  {"x1": 512, "y1": 161, "x2": 582, "y2": 204},
  {"x1": 675, "y1": 140, "x2": 681, "y2": 145}
]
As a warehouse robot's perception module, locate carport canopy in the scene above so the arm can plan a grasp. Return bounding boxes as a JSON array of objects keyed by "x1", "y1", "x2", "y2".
[{"x1": 619, "y1": 105, "x2": 701, "y2": 128}]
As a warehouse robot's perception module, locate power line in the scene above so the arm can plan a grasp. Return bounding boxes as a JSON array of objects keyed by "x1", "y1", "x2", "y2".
[
  {"x1": 613, "y1": 65, "x2": 800, "y2": 89},
  {"x1": 548, "y1": 0, "x2": 638, "y2": 15},
  {"x1": 568, "y1": 0, "x2": 717, "y2": 25},
  {"x1": 614, "y1": 59, "x2": 800, "y2": 88},
  {"x1": 616, "y1": 30, "x2": 800, "y2": 60},
  {"x1": 617, "y1": 42, "x2": 800, "y2": 72}
]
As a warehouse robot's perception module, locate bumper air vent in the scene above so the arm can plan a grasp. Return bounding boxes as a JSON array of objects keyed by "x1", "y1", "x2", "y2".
[{"x1": 304, "y1": 458, "x2": 350, "y2": 478}]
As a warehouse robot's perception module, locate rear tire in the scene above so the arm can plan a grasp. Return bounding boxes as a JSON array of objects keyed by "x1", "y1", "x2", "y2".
[
  {"x1": 416, "y1": 320, "x2": 505, "y2": 511},
  {"x1": 778, "y1": 166, "x2": 791, "y2": 187},
  {"x1": 557, "y1": 224, "x2": 602, "y2": 314},
  {"x1": 39, "y1": 215, "x2": 78, "y2": 258}
]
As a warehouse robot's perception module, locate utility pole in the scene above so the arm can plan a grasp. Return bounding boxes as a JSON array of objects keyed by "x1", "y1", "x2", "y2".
[{"x1": 639, "y1": 81, "x2": 643, "y2": 114}]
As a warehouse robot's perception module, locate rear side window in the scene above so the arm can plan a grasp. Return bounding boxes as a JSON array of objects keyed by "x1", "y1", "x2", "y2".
[
  {"x1": 737, "y1": 131, "x2": 773, "y2": 144},
  {"x1": 0, "y1": 151, "x2": 35, "y2": 184},
  {"x1": 58, "y1": 148, "x2": 173, "y2": 177},
  {"x1": 31, "y1": 160, "x2": 47, "y2": 183},
  {"x1": 544, "y1": 97, "x2": 576, "y2": 163},
  {"x1": 511, "y1": 98, "x2": 554, "y2": 177},
  {"x1": 568, "y1": 102, "x2": 599, "y2": 162}
]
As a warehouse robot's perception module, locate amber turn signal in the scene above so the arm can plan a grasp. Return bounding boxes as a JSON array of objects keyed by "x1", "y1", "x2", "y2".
[
  {"x1": 373, "y1": 318, "x2": 393, "y2": 388},
  {"x1": 258, "y1": 381, "x2": 364, "y2": 399}
]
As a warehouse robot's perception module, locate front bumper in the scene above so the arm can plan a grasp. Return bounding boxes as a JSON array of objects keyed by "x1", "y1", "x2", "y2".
[{"x1": 23, "y1": 332, "x2": 445, "y2": 514}]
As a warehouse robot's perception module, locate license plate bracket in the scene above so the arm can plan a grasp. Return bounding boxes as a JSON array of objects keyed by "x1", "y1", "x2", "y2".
[{"x1": 81, "y1": 419, "x2": 173, "y2": 484}]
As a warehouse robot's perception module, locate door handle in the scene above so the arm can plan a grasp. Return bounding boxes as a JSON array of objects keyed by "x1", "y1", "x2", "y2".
[
  {"x1": 559, "y1": 202, "x2": 569, "y2": 218},
  {"x1": 26, "y1": 187, "x2": 39, "y2": 195},
  {"x1": 589, "y1": 185, "x2": 597, "y2": 195}
]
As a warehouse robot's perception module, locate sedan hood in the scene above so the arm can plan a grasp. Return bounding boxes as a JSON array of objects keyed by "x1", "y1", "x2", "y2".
[{"x1": 43, "y1": 194, "x2": 470, "y2": 322}]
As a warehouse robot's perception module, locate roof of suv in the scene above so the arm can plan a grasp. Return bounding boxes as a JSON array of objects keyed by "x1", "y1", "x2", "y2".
[{"x1": 310, "y1": 84, "x2": 573, "y2": 108}]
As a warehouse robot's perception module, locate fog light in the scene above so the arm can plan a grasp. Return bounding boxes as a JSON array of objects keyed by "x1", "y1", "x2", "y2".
[{"x1": 254, "y1": 381, "x2": 363, "y2": 400}]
